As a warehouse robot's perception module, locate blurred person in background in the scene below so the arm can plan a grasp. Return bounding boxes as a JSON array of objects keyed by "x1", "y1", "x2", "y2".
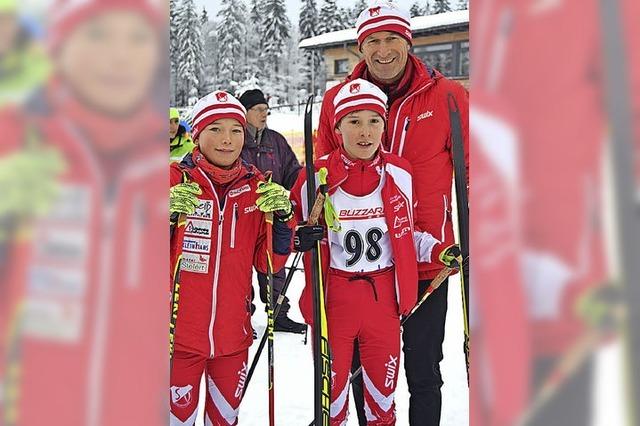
[
  {"x1": 314, "y1": 2, "x2": 469, "y2": 425},
  {"x1": 170, "y1": 106, "x2": 194, "y2": 162},
  {"x1": 238, "y1": 88, "x2": 306, "y2": 334},
  {"x1": 0, "y1": 0, "x2": 167, "y2": 424},
  {"x1": 0, "y1": 0, "x2": 49, "y2": 106}
]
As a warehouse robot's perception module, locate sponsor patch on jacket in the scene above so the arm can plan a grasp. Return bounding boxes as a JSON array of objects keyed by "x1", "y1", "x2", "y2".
[
  {"x1": 182, "y1": 236, "x2": 211, "y2": 253},
  {"x1": 229, "y1": 184, "x2": 251, "y2": 198},
  {"x1": 185, "y1": 219, "x2": 213, "y2": 238},
  {"x1": 188, "y1": 199, "x2": 214, "y2": 220},
  {"x1": 180, "y1": 252, "x2": 209, "y2": 274}
]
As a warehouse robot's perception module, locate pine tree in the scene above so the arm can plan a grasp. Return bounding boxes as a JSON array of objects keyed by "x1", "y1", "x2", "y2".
[
  {"x1": 455, "y1": 0, "x2": 468, "y2": 10},
  {"x1": 433, "y1": 0, "x2": 452, "y2": 13},
  {"x1": 424, "y1": 0, "x2": 433, "y2": 15},
  {"x1": 176, "y1": 0, "x2": 204, "y2": 106},
  {"x1": 216, "y1": 0, "x2": 247, "y2": 91},
  {"x1": 169, "y1": 0, "x2": 179, "y2": 104},
  {"x1": 299, "y1": 0, "x2": 321, "y2": 96},
  {"x1": 337, "y1": 7, "x2": 352, "y2": 30},
  {"x1": 318, "y1": 0, "x2": 343, "y2": 34},
  {"x1": 262, "y1": 0, "x2": 291, "y2": 82},
  {"x1": 351, "y1": 0, "x2": 369, "y2": 21},
  {"x1": 200, "y1": 7, "x2": 209, "y2": 26},
  {"x1": 247, "y1": 0, "x2": 264, "y2": 77},
  {"x1": 201, "y1": 18, "x2": 219, "y2": 94},
  {"x1": 410, "y1": 2, "x2": 424, "y2": 17}
]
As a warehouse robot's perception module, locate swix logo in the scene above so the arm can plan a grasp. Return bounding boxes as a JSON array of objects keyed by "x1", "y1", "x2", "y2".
[
  {"x1": 171, "y1": 385, "x2": 193, "y2": 408},
  {"x1": 234, "y1": 362, "x2": 249, "y2": 398},
  {"x1": 244, "y1": 205, "x2": 259, "y2": 214},
  {"x1": 393, "y1": 215, "x2": 408, "y2": 229},
  {"x1": 369, "y1": 6, "x2": 381, "y2": 16},
  {"x1": 216, "y1": 92, "x2": 228, "y2": 102},
  {"x1": 384, "y1": 355, "x2": 398, "y2": 388},
  {"x1": 393, "y1": 201, "x2": 405, "y2": 213},
  {"x1": 416, "y1": 111, "x2": 434, "y2": 122},
  {"x1": 349, "y1": 83, "x2": 361, "y2": 94}
]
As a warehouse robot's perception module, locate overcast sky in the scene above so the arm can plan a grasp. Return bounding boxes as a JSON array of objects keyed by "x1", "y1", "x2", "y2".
[{"x1": 196, "y1": 0, "x2": 418, "y2": 25}]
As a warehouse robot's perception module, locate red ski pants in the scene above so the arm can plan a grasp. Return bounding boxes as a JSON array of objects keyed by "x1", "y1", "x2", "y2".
[
  {"x1": 325, "y1": 268, "x2": 401, "y2": 425},
  {"x1": 170, "y1": 349, "x2": 248, "y2": 425}
]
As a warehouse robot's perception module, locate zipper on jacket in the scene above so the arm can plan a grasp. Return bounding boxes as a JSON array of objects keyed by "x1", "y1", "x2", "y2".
[
  {"x1": 398, "y1": 117, "x2": 410, "y2": 156},
  {"x1": 389, "y1": 80, "x2": 434, "y2": 155},
  {"x1": 230, "y1": 202, "x2": 238, "y2": 248},
  {"x1": 197, "y1": 168, "x2": 225, "y2": 359}
]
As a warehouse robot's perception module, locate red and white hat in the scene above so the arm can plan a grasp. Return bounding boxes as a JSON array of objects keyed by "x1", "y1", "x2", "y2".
[
  {"x1": 333, "y1": 79, "x2": 388, "y2": 127},
  {"x1": 355, "y1": 1, "x2": 412, "y2": 47},
  {"x1": 190, "y1": 91, "x2": 247, "y2": 141},
  {"x1": 48, "y1": 0, "x2": 163, "y2": 50}
]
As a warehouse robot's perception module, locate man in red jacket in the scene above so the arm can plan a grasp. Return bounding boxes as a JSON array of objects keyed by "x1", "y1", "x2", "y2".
[{"x1": 314, "y1": 2, "x2": 469, "y2": 424}]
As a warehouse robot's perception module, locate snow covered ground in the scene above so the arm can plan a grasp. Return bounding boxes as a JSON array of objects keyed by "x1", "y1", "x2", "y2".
[{"x1": 195, "y1": 256, "x2": 470, "y2": 425}]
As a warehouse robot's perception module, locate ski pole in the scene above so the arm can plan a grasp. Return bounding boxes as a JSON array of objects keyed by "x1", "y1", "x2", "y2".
[
  {"x1": 265, "y1": 211, "x2": 275, "y2": 426},
  {"x1": 242, "y1": 183, "x2": 327, "y2": 397}
]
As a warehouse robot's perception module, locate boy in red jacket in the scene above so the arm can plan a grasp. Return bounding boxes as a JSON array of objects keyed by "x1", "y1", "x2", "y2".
[
  {"x1": 291, "y1": 79, "x2": 460, "y2": 425},
  {"x1": 168, "y1": 91, "x2": 294, "y2": 425}
]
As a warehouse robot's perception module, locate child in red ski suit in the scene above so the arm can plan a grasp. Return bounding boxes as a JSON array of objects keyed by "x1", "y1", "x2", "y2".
[
  {"x1": 169, "y1": 91, "x2": 294, "y2": 425},
  {"x1": 291, "y1": 79, "x2": 459, "y2": 425}
]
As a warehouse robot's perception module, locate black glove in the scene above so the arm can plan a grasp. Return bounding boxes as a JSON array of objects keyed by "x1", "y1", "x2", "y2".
[{"x1": 294, "y1": 224, "x2": 324, "y2": 252}]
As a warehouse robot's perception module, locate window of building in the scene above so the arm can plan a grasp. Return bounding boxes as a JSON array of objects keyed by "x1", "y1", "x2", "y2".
[
  {"x1": 458, "y1": 41, "x2": 469, "y2": 77},
  {"x1": 412, "y1": 40, "x2": 469, "y2": 78},
  {"x1": 413, "y1": 43, "x2": 454, "y2": 76},
  {"x1": 334, "y1": 58, "x2": 350, "y2": 75}
]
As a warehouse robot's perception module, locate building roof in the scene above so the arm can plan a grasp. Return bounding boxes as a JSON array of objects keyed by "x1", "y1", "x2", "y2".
[{"x1": 299, "y1": 9, "x2": 469, "y2": 49}]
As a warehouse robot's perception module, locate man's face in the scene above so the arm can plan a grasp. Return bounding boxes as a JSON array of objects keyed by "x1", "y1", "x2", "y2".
[
  {"x1": 58, "y1": 11, "x2": 160, "y2": 116},
  {"x1": 246, "y1": 104, "x2": 269, "y2": 130},
  {"x1": 169, "y1": 118, "x2": 179, "y2": 139},
  {"x1": 196, "y1": 118, "x2": 244, "y2": 169},
  {"x1": 361, "y1": 31, "x2": 409, "y2": 84}
]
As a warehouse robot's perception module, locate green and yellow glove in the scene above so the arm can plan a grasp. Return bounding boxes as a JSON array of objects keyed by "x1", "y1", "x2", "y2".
[
  {"x1": 439, "y1": 244, "x2": 463, "y2": 269},
  {"x1": 0, "y1": 147, "x2": 66, "y2": 219},
  {"x1": 170, "y1": 182, "x2": 202, "y2": 216},
  {"x1": 256, "y1": 178, "x2": 293, "y2": 221}
]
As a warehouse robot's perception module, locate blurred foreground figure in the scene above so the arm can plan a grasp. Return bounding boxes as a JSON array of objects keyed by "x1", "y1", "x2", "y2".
[
  {"x1": 471, "y1": 0, "x2": 639, "y2": 425},
  {"x1": 0, "y1": 0, "x2": 167, "y2": 424}
]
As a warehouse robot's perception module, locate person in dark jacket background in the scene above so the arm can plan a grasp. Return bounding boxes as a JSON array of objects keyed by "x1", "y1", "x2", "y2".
[{"x1": 239, "y1": 88, "x2": 306, "y2": 334}]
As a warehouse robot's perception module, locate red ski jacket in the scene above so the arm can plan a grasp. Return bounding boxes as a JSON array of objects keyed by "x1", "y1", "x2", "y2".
[
  {"x1": 170, "y1": 155, "x2": 293, "y2": 358},
  {"x1": 316, "y1": 54, "x2": 469, "y2": 280},
  {"x1": 290, "y1": 149, "x2": 420, "y2": 324}
]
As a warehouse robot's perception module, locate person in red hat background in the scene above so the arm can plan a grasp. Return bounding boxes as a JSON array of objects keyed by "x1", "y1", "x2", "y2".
[
  {"x1": 314, "y1": 2, "x2": 469, "y2": 425},
  {"x1": 0, "y1": 1, "x2": 168, "y2": 424},
  {"x1": 238, "y1": 88, "x2": 306, "y2": 335}
]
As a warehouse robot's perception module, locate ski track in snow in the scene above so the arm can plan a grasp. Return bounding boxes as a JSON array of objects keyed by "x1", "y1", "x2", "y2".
[{"x1": 195, "y1": 256, "x2": 469, "y2": 425}]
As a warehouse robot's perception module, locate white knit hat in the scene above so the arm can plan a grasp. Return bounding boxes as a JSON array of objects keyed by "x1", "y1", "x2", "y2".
[
  {"x1": 355, "y1": 1, "x2": 412, "y2": 47},
  {"x1": 333, "y1": 78, "x2": 388, "y2": 127},
  {"x1": 190, "y1": 91, "x2": 247, "y2": 141}
]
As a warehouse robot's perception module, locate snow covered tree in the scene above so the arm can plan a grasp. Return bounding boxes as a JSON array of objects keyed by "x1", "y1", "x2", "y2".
[
  {"x1": 351, "y1": 0, "x2": 369, "y2": 21},
  {"x1": 262, "y1": 0, "x2": 290, "y2": 78},
  {"x1": 201, "y1": 18, "x2": 219, "y2": 93},
  {"x1": 169, "y1": 0, "x2": 179, "y2": 104},
  {"x1": 299, "y1": 0, "x2": 321, "y2": 96},
  {"x1": 216, "y1": 0, "x2": 247, "y2": 91},
  {"x1": 175, "y1": 0, "x2": 204, "y2": 106},
  {"x1": 200, "y1": 7, "x2": 208, "y2": 26},
  {"x1": 423, "y1": 0, "x2": 433, "y2": 15},
  {"x1": 246, "y1": 0, "x2": 264, "y2": 79},
  {"x1": 410, "y1": 2, "x2": 424, "y2": 17},
  {"x1": 318, "y1": 0, "x2": 343, "y2": 34},
  {"x1": 455, "y1": 0, "x2": 468, "y2": 10},
  {"x1": 337, "y1": 7, "x2": 352, "y2": 29},
  {"x1": 433, "y1": 0, "x2": 452, "y2": 13}
]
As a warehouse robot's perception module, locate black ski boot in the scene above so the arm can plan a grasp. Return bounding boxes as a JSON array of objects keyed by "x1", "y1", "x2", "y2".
[{"x1": 274, "y1": 313, "x2": 307, "y2": 334}]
